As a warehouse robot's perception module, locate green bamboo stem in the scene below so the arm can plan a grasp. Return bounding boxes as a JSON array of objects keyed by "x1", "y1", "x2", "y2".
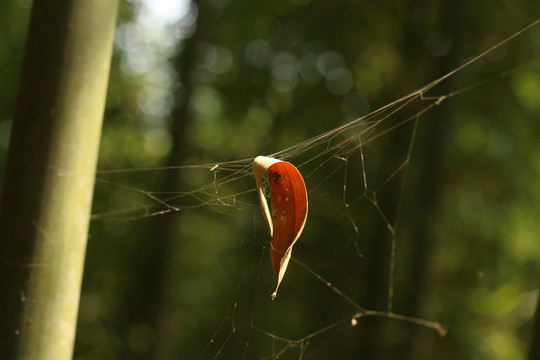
[{"x1": 0, "y1": 0, "x2": 118, "y2": 358}]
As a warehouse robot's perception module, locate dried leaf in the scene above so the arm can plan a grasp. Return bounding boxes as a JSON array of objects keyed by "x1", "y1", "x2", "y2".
[{"x1": 253, "y1": 156, "x2": 308, "y2": 298}]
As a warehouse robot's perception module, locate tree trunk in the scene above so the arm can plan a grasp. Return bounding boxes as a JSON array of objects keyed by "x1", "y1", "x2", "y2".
[
  {"x1": 152, "y1": 4, "x2": 202, "y2": 358},
  {"x1": 0, "y1": 1, "x2": 118, "y2": 359}
]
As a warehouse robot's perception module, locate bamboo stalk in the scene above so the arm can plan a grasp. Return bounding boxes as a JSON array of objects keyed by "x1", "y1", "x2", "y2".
[{"x1": 0, "y1": 0, "x2": 118, "y2": 358}]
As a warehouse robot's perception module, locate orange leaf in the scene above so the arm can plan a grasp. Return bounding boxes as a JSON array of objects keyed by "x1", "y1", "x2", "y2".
[{"x1": 253, "y1": 156, "x2": 308, "y2": 298}]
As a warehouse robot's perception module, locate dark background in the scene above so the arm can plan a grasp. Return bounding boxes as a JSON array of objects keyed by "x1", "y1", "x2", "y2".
[{"x1": 1, "y1": 0, "x2": 540, "y2": 359}]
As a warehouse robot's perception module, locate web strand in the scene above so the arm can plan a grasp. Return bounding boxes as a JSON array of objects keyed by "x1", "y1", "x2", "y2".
[{"x1": 88, "y1": 18, "x2": 540, "y2": 360}]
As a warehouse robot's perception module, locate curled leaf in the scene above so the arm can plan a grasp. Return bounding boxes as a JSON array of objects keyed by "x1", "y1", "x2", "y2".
[{"x1": 253, "y1": 156, "x2": 308, "y2": 298}]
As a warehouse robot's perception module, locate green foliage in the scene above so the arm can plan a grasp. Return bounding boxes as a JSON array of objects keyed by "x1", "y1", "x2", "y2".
[
  {"x1": 0, "y1": 1, "x2": 31, "y2": 183},
  {"x1": 1, "y1": 0, "x2": 540, "y2": 359}
]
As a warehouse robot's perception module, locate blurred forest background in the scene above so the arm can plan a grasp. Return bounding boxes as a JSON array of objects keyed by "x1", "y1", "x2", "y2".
[{"x1": 2, "y1": 0, "x2": 540, "y2": 359}]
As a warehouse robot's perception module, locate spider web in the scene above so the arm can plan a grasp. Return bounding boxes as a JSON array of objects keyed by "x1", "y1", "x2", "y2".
[{"x1": 86, "y1": 19, "x2": 540, "y2": 360}]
